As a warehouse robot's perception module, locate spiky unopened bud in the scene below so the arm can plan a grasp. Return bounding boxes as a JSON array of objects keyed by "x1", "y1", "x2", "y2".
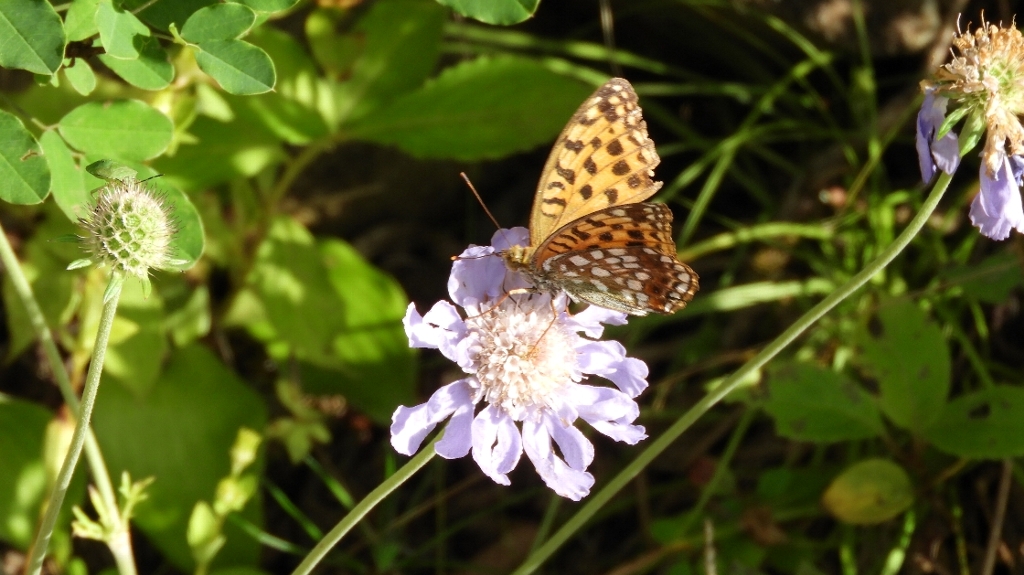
[{"x1": 79, "y1": 179, "x2": 175, "y2": 280}]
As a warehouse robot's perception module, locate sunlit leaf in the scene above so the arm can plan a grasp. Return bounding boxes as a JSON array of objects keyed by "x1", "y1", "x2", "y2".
[
  {"x1": 58, "y1": 100, "x2": 173, "y2": 161},
  {"x1": 180, "y1": 3, "x2": 256, "y2": 43},
  {"x1": 0, "y1": 109, "x2": 50, "y2": 205},
  {"x1": 98, "y1": 36, "x2": 174, "y2": 90},
  {"x1": 95, "y1": 0, "x2": 151, "y2": 60},
  {"x1": 93, "y1": 344, "x2": 266, "y2": 571},
  {"x1": 346, "y1": 56, "x2": 594, "y2": 160},
  {"x1": 193, "y1": 40, "x2": 276, "y2": 95},
  {"x1": 0, "y1": 0, "x2": 65, "y2": 74},
  {"x1": 435, "y1": 0, "x2": 540, "y2": 25}
]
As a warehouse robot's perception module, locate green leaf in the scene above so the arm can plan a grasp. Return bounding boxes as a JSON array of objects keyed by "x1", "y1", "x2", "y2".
[
  {"x1": 154, "y1": 182, "x2": 205, "y2": 271},
  {"x1": 329, "y1": 0, "x2": 445, "y2": 125},
  {"x1": 347, "y1": 56, "x2": 595, "y2": 160},
  {"x1": 153, "y1": 115, "x2": 284, "y2": 191},
  {"x1": 98, "y1": 35, "x2": 174, "y2": 90},
  {"x1": 121, "y1": 0, "x2": 216, "y2": 31},
  {"x1": 0, "y1": 398, "x2": 53, "y2": 547},
  {"x1": 925, "y1": 386, "x2": 1024, "y2": 458},
  {"x1": 58, "y1": 100, "x2": 173, "y2": 162},
  {"x1": 247, "y1": 217, "x2": 349, "y2": 366},
  {"x1": 942, "y1": 252, "x2": 1024, "y2": 304},
  {"x1": 63, "y1": 59, "x2": 96, "y2": 95},
  {"x1": 180, "y1": 3, "x2": 256, "y2": 43},
  {"x1": 822, "y1": 459, "x2": 913, "y2": 525},
  {"x1": 93, "y1": 344, "x2": 266, "y2": 571},
  {"x1": 65, "y1": 0, "x2": 101, "y2": 42},
  {"x1": 235, "y1": 0, "x2": 299, "y2": 12},
  {"x1": 0, "y1": 0, "x2": 65, "y2": 74},
  {"x1": 858, "y1": 300, "x2": 950, "y2": 434},
  {"x1": 435, "y1": 0, "x2": 539, "y2": 25},
  {"x1": 39, "y1": 131, "x2": 89, "y2": 221},
  {"x1": 96, "y1": 0, "x2": 152, "y2": 60},
  {"x1": 764, "y1": 363, "x2": 884, "y2": 443},
  {"x1": 0, "y1": 109, "x2": 51, "y2": 205},
  {"x1": 232, "y1": 27, "x2": 329, "y2": 144},
  {"x1": 315, "y1": 239, "x2": 415, "y2": 423},
  {"x1": 2, "y1": 205, "x2": 80, "y2": 360},
  {"x1": 104, "y1": 281, "x2": 166, "y2": 397},
  {"x1": 193, "y1": 40, "x2": 276, "y2": 95}
]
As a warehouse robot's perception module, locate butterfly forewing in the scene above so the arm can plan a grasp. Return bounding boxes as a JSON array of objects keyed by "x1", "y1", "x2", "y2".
[
  {"x1": 534, "y1": 203, "x2": 698, "y2": 315},
  {"x1": 530, "y1": 78, "x2": 662, "y2": 247}
]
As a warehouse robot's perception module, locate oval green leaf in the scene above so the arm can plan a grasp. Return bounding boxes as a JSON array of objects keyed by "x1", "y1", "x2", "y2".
[
  {"x1": 181, "y1": 2, "x2": 256, "y2": 43},
  {"x1": 58, "y1": 100, "x2": 173, "y2": 161},
  {"x1": 96, "y1": 0, "x2": 152, "y2": 60},
  {"x1": 39, "y1": 131, "x2": 89, "y2": 221},
  {"x1": 0, "y1": 0, "x2": 65, "y2": 74},
  {"x1": 65, "y1": 0, "x2": 100, "y2": 42},
  {"x1": 236, "y1": 0, "x2": 299, "y2": 12},
  {"x1": 346, "y1": 56, "x2": 594, "y2": 160},
  {"x1": 156, "y1": 183, "x2": 204, "y2": 271},
  {"x1": 764, "y1": 363, "x2": 884, "y2": 443},
  {"x1": 193, "y1": 40, "x2": 276, "y2": 95},
  {"x1": 822, "y1": 459, "x2": 913, "y2": 525},
  {"x1": 63, "y1": 59, "x2": 96, "y2": 95},
  {"x1": 925, "y1": 386, "x2": 1024, "y2": 458},
  {"x1": 435, "y1": 0, "x2": 539, "y2": 25},
  {"x1": 0, "y1": 109, "x2": 51, "y2": 204},
  {"x1": 98, "y1": 36, "x2": 174, "y2": 90},
  {"x1": 858, "y1": 299, "x2": 950, "y2": 434}
]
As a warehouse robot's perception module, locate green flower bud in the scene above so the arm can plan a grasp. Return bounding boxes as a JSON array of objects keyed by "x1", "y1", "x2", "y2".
[{"x1": 78, "y1": 179, "x2": 176, "y2": 292}]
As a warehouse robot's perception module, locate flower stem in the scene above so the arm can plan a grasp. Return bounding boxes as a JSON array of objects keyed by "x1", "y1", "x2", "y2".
[
  {"x1": 26, "y1": 276, "x2": 124, "y2": 575},
  {"x1": 513, "y1": 172, "x2": 953, "y2": 575},
  {"x1": 0, "y1": 224, "x2": 132, "y2": 572},
  {"x1": 289, "y1": 435, "x2": 439, "y2": 575}
]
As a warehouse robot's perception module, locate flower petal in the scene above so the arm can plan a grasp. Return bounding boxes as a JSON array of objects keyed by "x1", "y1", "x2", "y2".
[
  {"x1": 972, "y1": 154, "x2": 1024, "y2": 240},
  {"x1": 568, "y1": 305, "x2": 628, "y2": 338},
  {"x1": 391, "y1": 379, "x2": 474, "y2": 456},
  {"x1": 404, "y1": 300, "x2": 466, "y2": 356},
  {"x1": 575, "y1": 340, "x2": 649, "y2": 398},
  {"x1": 522, "y1": 417, "x2": 595, "y2": 501},
  {"x1": 435, "y1": 391, "x2": 476, "y2": 458},
  {"x1": 471, "y1": 405, "x2": 523, "y2": 485},
  {"x1": 916, "y1": 89, "x2": 960, "y2": 182},
  {"x1": 450, "y1": 245, "x2": 507, "y2": 309},
  {"x1": 569, "y1": 385, "x2": 647, "y2": 444}
]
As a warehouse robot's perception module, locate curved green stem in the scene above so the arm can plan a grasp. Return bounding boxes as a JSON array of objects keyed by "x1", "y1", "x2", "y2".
[
  {"x1": 27, "y1": 276, "x2": 123, "y2": 575},
  {"x1": 289, "y1": 436, "x2": 439, "y2": 575},
  {"x1": 0, "y1": 224, "x2": 132, "y2": 572},
  {"x1": 513, "y1": 172, "x2": 953, "y2": 574}
]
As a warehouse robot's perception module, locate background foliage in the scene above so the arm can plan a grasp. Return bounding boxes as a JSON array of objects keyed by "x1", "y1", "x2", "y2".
[{"x1": 2, "y1": 0, "x2": 1023, "y2": 573}]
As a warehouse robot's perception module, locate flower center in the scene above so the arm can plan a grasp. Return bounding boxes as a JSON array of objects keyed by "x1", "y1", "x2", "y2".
[{"x1": 464, "y1": 297, "x2": 580, "y2": 420}]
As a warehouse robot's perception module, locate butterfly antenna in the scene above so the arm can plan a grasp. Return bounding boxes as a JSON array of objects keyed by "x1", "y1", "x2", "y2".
[{"x1": 461, "y1": 172, "x2": 503, "y2": 231}]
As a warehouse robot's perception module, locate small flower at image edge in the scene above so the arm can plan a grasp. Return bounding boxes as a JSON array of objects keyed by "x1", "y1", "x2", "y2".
[
  {"x1": 972, "y1": 152, "x2": 1024, "y2": 239},
  {"x1": 391, "y1": 229, "x2": 650, "y2": 501}
]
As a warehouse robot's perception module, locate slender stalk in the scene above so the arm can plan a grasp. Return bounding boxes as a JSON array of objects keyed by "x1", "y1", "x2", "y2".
[
  {"x1": 27, "y1": 278, "x2": 123, "y2": 575},
  {"x1": 0, "y1": 227, "x2": 119, "y2": 513},
  {"x1": 513, "y1": 172, "x2": 953, "y2": 574},
  {"x1": 289, "y1": 435, "x2": 439, "y2": 575}
]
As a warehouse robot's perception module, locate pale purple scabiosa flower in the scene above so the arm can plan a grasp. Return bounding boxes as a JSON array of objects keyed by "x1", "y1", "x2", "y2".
[
  {"x1": 391, "y1": 228, "x2": 649, "y2": 501},
  {"x1": 919, "y1": 18, "x2": 1024, "y2": 239}
]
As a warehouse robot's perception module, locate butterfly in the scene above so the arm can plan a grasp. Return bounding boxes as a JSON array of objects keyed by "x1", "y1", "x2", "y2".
[{"x1": 501, "y1": 78, "x2": 699, "y2": 316}]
